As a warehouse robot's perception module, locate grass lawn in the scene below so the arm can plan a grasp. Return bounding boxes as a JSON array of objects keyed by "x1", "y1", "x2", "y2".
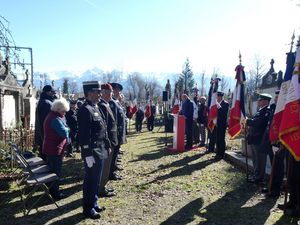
[{"x1": 0, "y1": 122, "x2": 298, "y2": 225}]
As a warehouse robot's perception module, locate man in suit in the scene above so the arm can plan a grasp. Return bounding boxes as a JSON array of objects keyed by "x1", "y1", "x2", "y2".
[
  {"x1": 246, "y1": 93, "x2": 272, "y2": 184},
  {"x1": 208, "y1": 91, "x2": 229, "y2": 160},
  {"x1": 77, "y1": 81, "x2": 111, "y2": 219},
  {"x1": 180, "y1": 94, "x2": 194, "y2": 150}
]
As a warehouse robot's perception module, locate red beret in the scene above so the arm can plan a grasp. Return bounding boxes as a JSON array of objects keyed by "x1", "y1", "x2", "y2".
[{"x1": 101, "y1": 83, "x2": 113, "y2": 91}]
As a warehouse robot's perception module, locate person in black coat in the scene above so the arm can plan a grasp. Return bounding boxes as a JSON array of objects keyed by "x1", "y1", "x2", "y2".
[
  {"x1": 246, "y1": 93, "x2": 272, "y2": 184},
  {"x1": 197, "y1": 96, "x2": 208, "y2": 147},
  {"x1": 208, "y1": 91, "x2": 229, "y2": 160},
  {"x1": 65, "y1": 100, "x2": 78, "y2": 157},
  {"x1": 147, "y1": 100, "x2": 156, "y2": 131},
  {"x1": 135, "y1": 104, "x2": 144, "y2": 132},
  {"x1": 180, "y1": 94, "x2": 194, "y2": 150},
  {"x1": 34, "y1": 85, "x2": 55, "y2": 160}
]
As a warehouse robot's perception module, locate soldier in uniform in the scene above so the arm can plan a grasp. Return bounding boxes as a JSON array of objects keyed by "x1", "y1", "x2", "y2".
[
  {"x1": 77, "y1": 81, "x2": 111, "y2": 219},
  {"x1": 109, "y1": 82, "x2": 126, "y2": 180},
  {"x1": 98, "y1": 83, "x2": 117, "y2": 197},
  {"x1": 208, "y1": 91, "x2": 229, "y2": 160},
  {"x1": 246, "y1": 93, "x2": 272, "y2": 184}
]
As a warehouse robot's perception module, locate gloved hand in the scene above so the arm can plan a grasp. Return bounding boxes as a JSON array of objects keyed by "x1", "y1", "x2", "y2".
[{"x1": 85, "y1": 156, "x2": 95, "y2": 168}]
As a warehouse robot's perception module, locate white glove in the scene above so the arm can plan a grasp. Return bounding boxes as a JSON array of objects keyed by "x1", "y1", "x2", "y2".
[
  {"x1": 272, "y1": 146, "x2": 279, "y2": 155},
  {"x1": 85, "y1": 156, "x2": 95, "y2": 168}
]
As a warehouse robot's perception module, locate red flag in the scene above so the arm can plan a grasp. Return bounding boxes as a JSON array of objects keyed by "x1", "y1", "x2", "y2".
[
  {"x1": 228, "y1": 63, "x2": 246, "y2": 139},
  {"x1": 145, "y1": 104, "x2": 152, "y2": 118},
  {"x1": 171, "y1": 98, "x2": 180, "y2": 114},
  {"x1": 131, "y1": 99, "x2": 138, "y2": 115},
  {"x1": 269, "y1": 52, "x2": 295, "y2": 142},
  {"x1": 279, "y1": 42, "x2": 300, "y2": 160},
  {"x1": 207, "y1": 78, "x2": 219, "y2": 132},
  {"x1": 126, "y1": 104, "x2": 133, "y2": 119}
]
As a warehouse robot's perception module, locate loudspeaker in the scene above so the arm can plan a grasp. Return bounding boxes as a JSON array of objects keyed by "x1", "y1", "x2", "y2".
[{"x1": 162, "y1": 91, "x2": 168, "y2": 101}]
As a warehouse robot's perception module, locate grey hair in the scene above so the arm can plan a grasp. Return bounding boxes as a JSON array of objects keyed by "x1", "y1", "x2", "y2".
[{"x1": 51, "y1": 98, "x2": 70, "y2": 113}]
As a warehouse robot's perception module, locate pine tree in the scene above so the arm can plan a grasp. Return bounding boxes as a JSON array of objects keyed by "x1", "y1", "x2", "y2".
[
  {"x1": 62, "y1": 78, "x2": 69, "y2": 94},
  {"x1": 181, "y1": 58, "x2": 195, "y2": 94}
]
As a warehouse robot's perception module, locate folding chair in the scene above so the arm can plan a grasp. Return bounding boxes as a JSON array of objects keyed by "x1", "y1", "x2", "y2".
[
  {"x1": 10, "y1": 143, "x2": 46, "y2": 167},
  {"x1": 13, "y1": 148, "x2": 60, "y2": 215}
]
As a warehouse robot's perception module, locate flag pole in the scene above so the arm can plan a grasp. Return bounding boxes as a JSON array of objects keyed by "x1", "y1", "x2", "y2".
[
  {"x1": 268, "y1": 146, "x2": 281, "y2": 195},
  {"x1": 283, "y1": 154, "x2": 293, "y2": 211},
  {"x1": 244, "y1": 125, "x2": 249, "y2": 181}
]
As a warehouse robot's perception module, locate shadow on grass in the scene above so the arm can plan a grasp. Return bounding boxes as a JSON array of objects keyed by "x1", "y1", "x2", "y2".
[
  {"x1": 272, "y1": 214, "x2": 300, "y2": 225},
  {"x1": 147, "y1": 152, "x2": 206, "y2": 175},
  {"x1": 199, "y1": 182, "x2": 280, "y2": 225},
  {"x1": 160, "y1": 197, "x2": 204, "y2": 225},
  {"x1": 146, "y1": 157, "x2": 216, "y2": 185},
  {"x1": 129, "y1": 149, "x2": 174, "y2": 163},
  {"x1": 0, "y1": 177, "x2": 83, "y2": 223}
]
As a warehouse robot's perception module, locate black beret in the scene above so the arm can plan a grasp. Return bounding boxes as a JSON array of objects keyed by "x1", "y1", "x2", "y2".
[
  {"x1": 43, "y1": 85, "x2": 55, "y2": 92},
  {"x1": 110, "y1": 82, "x2": 123, "y2": 91}
]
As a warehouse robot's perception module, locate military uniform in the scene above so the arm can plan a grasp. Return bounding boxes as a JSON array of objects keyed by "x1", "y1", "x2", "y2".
[
  {"x1": 247, "y1": 93, "x2": 272, "y2": 183},
  {"x1": 108, "y1": 97, "x2": 126, "y2": 178},
  {"x1": 77, "y1": 81, "x2": 110, "y2": 219},
  {"x1": 98, "y1": 96, "x2": 118, "y2": 194}
]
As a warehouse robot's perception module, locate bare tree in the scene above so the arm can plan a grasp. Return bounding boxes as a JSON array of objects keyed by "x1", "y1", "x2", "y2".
[
  {"x1": 126, "y1": 72, "x2": 145, "y2": 100},
  {"x1": 102, "y1": 70, "x2": 122, "y2": 83},
  {"x1": 247, "y1": 54, "x2": 266, "y2": 94},
  {"x1": 127, "y1": 73, "x2": 138, "y2": 99},
  {"x1": 144, "y1": 76, "x2": 161, "y2": 100},
  {"x1": 69, "y1": 80, "x2": 78, "y2": 94},
  {"x1": 219, "y1": 75, "x2": 230, "y2": 92}
]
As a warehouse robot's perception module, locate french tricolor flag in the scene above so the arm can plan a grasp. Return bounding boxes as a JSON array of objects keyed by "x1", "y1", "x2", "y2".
[
  {"x1": 278, "y1": 38, "x2": 300, "y2": 160},
  {"x1": 207, "y1": 78, "x2": 219, "y2": 132},
  {"x1": 269, "y1": 52, "x2": 295, "y2": 143},
  {"x1": 228, "y1": 62, "x2": 246, "y2": 139}
]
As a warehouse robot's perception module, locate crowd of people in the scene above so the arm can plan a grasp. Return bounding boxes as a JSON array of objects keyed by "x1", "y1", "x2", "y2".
[
  {"x1": 33, "y1": 78, "x2": 300, "y2": 219},
  {"x1": 178, "y1": 91, "x2": 229, "y2": 161},
  {"x1": 176, "y1": 88, "x2": 300, "y2": 217},
  {"x1": 34, "y1": 82, "x2": 136, "y2": 219}
]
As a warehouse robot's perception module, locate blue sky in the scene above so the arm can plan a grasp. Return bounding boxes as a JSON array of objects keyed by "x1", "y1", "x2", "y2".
[{"x1": 1, "y1": 0, "x2": 300, "y2": 78}]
